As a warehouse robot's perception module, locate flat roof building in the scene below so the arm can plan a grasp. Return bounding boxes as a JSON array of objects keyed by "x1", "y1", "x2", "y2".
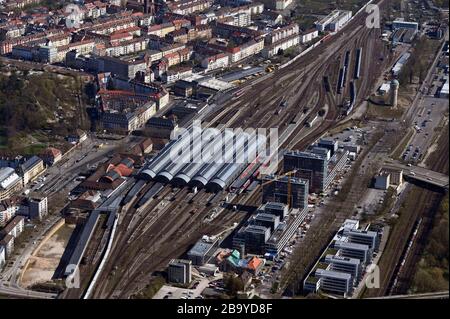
[
  {"x1": 325, "y1": 254, "x2": 362, "y2": 282},
  {"x1": 252, "y1": 213, "x2": 280, "y2": 232},
  {"x1": 187, "y1": 236, "x2": 220, "y2": 266},
  {"x1": 315, "y1": 268, "x2": 353, "y2": 296},
  {"x1": 345, "y1": 228, "x2": 380, "y2": 251},
  {"x1": 262, "y1": 175, "x2": 309, "y2": 209},
  {"x1": 334, "y1": 240, "x2": 372, "y2": 265},
  {"x1": 168, "y1": 259, "x2": 192, "y2": 284},
  {"x1": 283, "y1": 150, "x2": 327, "y2": 194}
]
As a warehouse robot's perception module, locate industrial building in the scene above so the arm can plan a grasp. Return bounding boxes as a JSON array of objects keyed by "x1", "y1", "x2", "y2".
[
  {"x1": 168, "y1": 259, "x2": 192, "y2": 284},
  {"x1": 392, "y1": 20, "x2": 419, "y2": 33}
]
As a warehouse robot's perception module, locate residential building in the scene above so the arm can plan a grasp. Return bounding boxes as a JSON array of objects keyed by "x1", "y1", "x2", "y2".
[
  {"x1": 0, "y1": 168, "x2": 23, "y2": 201},
  {"x1": 19, "y1": 196, "x2": 48, "y2": 220},
  {"x1": 161, "y1": 66, "x2": 193, "y2": 84},
  {"x1": 200, "y1": 53, "x2": 230, "y2": 71},
  {"x1": 300, "y1": 29, "x2": 319, "y2": 44},
  {"x1": 0, "y1": 215, "x2": 24, "y2": 239},
  {"x1": 67, "y1": 130, "x2": 88, "y2": 144},
  {"x1": 40, "y1": 147, "x2": 62, "y2": 166},
  {"x1": 168, "y1": 259, "x2": 192, "y2": 284},
  {"x1": 0, "y1": 234, "x2": 14, "y2": 258},
  {"x1": 0, "y1": 198, "x2": 19, "y2": 227},
  {"x1": 20, "y1": 156, "x2": 45, "y2": 185}
]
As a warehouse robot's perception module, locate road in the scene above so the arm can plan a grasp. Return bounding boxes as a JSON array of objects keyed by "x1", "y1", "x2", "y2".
[
  {"x1": 384, "y1": 161, "x2": 449, "y2": 189},
  {"x1": 0, "y1": 214, "x2": 61, "y2": 299}
]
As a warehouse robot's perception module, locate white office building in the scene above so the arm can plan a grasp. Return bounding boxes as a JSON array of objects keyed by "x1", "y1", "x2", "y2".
[
  {"x1": 325, "y1": 254, "x2": 362, "y2": 282},
  {"x1": 345, "y1": 228, "x2": 380, "y2": 251},
  {"x1": 334, "y1": 240, "x2": 372, "y2": 265},
  {"x1": 315, "y1": 268, "x2": 353, "y2": 296}
]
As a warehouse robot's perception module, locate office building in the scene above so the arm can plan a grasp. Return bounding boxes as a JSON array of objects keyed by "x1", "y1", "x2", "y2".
[
  {"x1": 168, "y1": 259, "x2": 192, "y2": 284},
  {"x1": 318, "y1": 138, "x2": 338, "y2": 156},
  {"x1": 283, "y1": 150, "x2": 327, "y2": 193},
  {"x1": 263, "y1": 202, "x2": 289, "y2": 220},
  {"x1": 345, "y1": 229, "x2": 380, "y2": 251},
  {"x1": 252, "y1": 213, "x2": 280, "y2": 232},
  {"x1": 324, "y1": 254, "x2": 362, "y2": 282},
  {"x1": 334, "y1": 240, "x2": 372, "y2": 265},
  {"x1": 187, "y1": 236, "x2": 220, "y2": 266},
  {"x1": 262, "y1": 175, "x2": 309, "y2": 209},
  {"x1": 315, "y1": 268, "x2": 353, "y2": 296}
]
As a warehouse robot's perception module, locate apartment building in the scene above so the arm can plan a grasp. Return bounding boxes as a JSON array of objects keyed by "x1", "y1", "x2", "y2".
[
  {"x1": 0, "y1": 168, "x2": 23, "y2": 201},
  {"x1": 0, "y1": 215, "x2": 25, "y2": 239},
  {"x1": 20, "y1": 156, "x2": 45, "y2": 186}
]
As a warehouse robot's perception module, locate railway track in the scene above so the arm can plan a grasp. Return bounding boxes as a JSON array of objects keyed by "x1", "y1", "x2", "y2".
[{"x1": 86, "y1": 0, "x2": 395, "y2": 299}]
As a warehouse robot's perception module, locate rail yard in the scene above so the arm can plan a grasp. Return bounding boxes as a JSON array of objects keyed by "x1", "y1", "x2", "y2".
[
  {"x1": 69, "y1": 0, "x2": 403, "y2": 299},
  {"x1": 0, "y1": 0, "x2": 448, "y2": 303}
]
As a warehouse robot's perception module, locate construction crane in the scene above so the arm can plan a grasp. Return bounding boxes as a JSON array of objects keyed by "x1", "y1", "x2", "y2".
[{"x1": 261, "y1": 170, "x2": 297, "y2": 208}]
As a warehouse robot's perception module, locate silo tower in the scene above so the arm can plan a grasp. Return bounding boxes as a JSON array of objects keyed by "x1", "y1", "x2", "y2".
[{"x1": 390, "y1": 79, "x2": 399, "y2": 107}]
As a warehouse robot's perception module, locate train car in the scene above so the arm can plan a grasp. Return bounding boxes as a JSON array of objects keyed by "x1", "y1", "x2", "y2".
[
  {"x1": 305, "y1": 114, "x2": 319, "y2": 127},
  {"x1": 136, "y1": 183, "x2": 164, "y2": 208},
  {"x1": 234, "y1": 88, "x2": 246, "y2": 97},
  {"x1": 230, "y1": 161, "x2": 262, "y2": 193},
  {"x1": 344, "y1": 50, "x2": 351, "y2": 67},
  {"x1": 337, "y1": 67, "x2": 345, "y2": 94},
  {"x1": 122, "y1": 180, "x2": 147, "y2": 205},
  {"x1": 342, "y1": 65, "x2": 348, "y2": 87},
  {"x1": 323, "y1": 76, "x2": 331, "y2": 92},
  {"x1": 345, "y1": 81, "x2": 357, "y2": 115},
  {"x1": 320, "y1": 33, "x2": 333, "y2": 43},
  {"x1": 354, "y1": 48, "x2": 362, "y2": 79}
]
